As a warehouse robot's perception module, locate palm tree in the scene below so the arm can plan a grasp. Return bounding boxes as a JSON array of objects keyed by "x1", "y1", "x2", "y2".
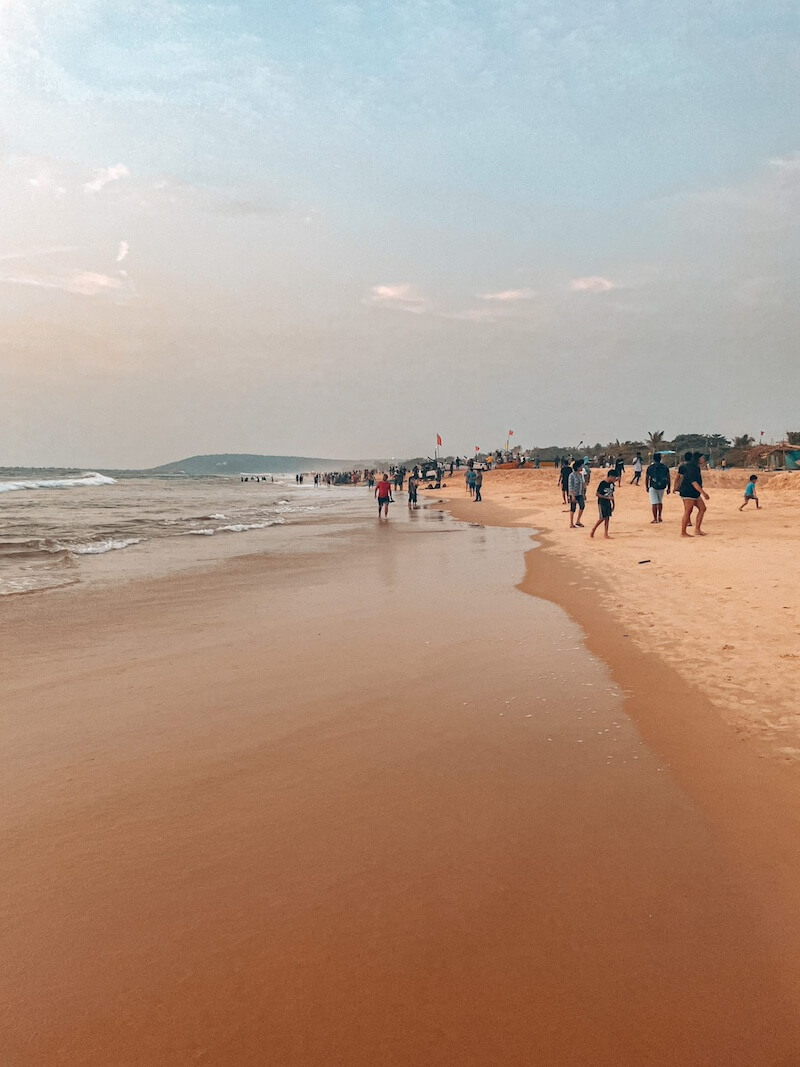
[
  {"x1": 647, "y1": 430, "x2": 666, "y2": 449},
  {"x1": 734, "y1": 434, "x2": 755, "y2": 449}
]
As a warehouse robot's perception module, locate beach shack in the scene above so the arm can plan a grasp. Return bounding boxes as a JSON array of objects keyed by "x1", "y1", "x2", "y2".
[{"x1": 745, "y1": 443, "x2": 800, "y2": 471}]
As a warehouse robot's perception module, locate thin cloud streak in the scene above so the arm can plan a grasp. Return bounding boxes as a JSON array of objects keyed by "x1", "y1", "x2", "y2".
[
  {"x1": 480, "y1": 288, "x2": 537, "y2": 301},
  {"x1": 364, "y1": 283, "x2": 430, "y2": 313},
  {"x1": 1, "y1": 270, "x2": 128, "y2": 296},
  {"x1": 569, "y1": 276, "x2": 616, "y2": 293}
]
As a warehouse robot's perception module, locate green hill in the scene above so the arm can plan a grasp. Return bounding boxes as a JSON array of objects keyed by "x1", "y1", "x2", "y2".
[{"x1": 150, "y1": 454, "x2": 353, "y2": 476}]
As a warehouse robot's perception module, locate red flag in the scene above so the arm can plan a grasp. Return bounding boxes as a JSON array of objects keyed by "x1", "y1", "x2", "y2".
[
  {"x1": 508, "y1": 429, "x2": 514, "y2": 436},
  {"x1": 436, "y1": 434, "x2": 442, "y2": 447},
  {"x1": 475, "y1": 445, "x2": 480, "y2": 452}
]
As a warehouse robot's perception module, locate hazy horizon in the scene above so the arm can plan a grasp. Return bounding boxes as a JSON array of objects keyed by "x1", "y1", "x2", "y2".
[{"x1": 3, "y1": 2, "x2": 799, "y2": 468}]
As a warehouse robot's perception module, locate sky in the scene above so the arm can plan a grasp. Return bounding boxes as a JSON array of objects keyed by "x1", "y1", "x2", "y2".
[{"x1": 2, "y1": 0, "x2": 799, "y2": 467}]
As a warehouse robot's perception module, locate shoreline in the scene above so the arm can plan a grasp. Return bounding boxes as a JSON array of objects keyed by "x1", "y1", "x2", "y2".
[
  {"x1": 3, "y1": 494, "x2": 800, "y2": 1062},
  {"x1": 437, "y1": 467, "x2": 800, "y2": 759},
  {"x1": 438, "y1": 475, "x2": 800, "y2": 1016}
]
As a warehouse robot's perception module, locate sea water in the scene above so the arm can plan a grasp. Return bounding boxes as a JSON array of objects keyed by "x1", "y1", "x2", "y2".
[{"x1": 0, "y1": 471, "x2": 364, "y2": 595}]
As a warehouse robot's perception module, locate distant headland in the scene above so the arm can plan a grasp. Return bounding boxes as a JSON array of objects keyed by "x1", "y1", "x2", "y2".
[{"x1": 149, "y1": 454, "x2": 355, "y2": 476}]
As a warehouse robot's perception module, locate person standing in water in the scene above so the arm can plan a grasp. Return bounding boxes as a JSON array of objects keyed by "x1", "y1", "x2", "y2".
[
  {"x1": 375, "y1": 473, "x2": 393, "y2": 518},
  {"x1": 407, "y1": 473, "x2": 418, "y2": 509}
]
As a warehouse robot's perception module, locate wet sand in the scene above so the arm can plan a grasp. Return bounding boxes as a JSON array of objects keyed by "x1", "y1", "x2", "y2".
[
  {"x1": 2, "y1": 506, "x2": 799, "y2": 1064},
  {"x1": 440, "y1": 467, "x2": 800, "y2": 757}
]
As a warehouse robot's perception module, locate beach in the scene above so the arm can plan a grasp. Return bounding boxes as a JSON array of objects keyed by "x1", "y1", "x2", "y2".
[
  {"x1": 440, "y1": 466, "x2": 800, "y2": 760},
  {"x1": 3, "y1": 484, "x2": 800, "y2": 1064}
]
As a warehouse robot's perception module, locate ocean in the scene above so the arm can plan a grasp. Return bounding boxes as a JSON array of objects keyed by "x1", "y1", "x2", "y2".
[{"x1": 0, "y1": 470, "x2": 366, "y2": 596}]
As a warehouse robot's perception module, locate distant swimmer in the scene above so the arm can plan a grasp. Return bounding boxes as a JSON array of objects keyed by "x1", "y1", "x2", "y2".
[
  {"x1": 739, "y1": 475, "x2": 760, "y2": 511},
  {"x1": 375, "y1": 473, "x2": 393, "y2": 518}
]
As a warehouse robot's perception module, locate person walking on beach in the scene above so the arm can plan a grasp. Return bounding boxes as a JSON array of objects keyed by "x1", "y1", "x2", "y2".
[
  {"x1": 568, "y1": 459, "x2": 586, "y2": 528},
  {"x1": 407, "y1": 473, "x2": 418, "y2": 509},
  {"x1": 474, "y1": 469, "x2": 483, "y2": 502},
  {"x1": 590, "y1": 470, "x2": 617, "y2": 539},
  {"x1": 558, "y1": 459, "x2": 571, "y2": 506},
  {"x1": 739, "y1": 475, "x2": 760, "y2": 511},
  {"x1": 375, "y1": 473, "x2": 393, "y2": 518},
  {"x1": 645, "y1": 452, "x2": 671, "y2": 523},
  {"x1": 675, "y1": 451, "x2": 709, "y2": 536},
  {"x1": 614, "y1": 454, "x2": 625, "y2": 483},
  {"x1": 466, "y1": 466, "x2": 476, "y2": 497},
  {"x1": 631, "y1": 452, "x2": 643, "y2": 485}
]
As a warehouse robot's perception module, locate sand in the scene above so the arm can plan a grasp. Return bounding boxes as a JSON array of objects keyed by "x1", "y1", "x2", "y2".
[
  {"x1": 3, "y1": 501, "x2": 800, "y2": 1064},
  {"x1": 440, "y1": 466, "x2": 800, "y2": 760}
]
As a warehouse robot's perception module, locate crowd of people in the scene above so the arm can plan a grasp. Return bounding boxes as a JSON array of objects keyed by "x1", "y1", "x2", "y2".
[
  {"x1": 558, "y1": 450, "x2": 757, "y2": 539},
  {"x1": 240, "y1": 450, "x2": 764, "y2": 532}
]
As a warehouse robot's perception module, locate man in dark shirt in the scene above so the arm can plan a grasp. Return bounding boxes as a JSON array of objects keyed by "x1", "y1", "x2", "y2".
[
  {"x1": 674, "y1": 451, "x2": 709, "y2": 537},
  {"x1": 645, "y1": 452, "x2": 671, "y2": 523},
  {"x1": 590, "y1": 471, "x2": 618, "y2": 539},
  {"x1": 558, "y1": 459, "x2": 571, "y2": 506}
]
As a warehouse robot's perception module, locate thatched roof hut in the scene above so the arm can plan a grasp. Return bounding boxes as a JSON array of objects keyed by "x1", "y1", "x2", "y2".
[{"x1": 744, "y1": 443, "x2": 800, "y2": 470}]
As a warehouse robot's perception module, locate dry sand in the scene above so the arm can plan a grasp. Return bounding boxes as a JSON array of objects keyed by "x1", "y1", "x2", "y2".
[
  {"x1": 3, "y1": 502, "x2": 800, "y2": 1064},
  {"x1": 441, "y1": 466, "x2": 800, "y2": 760}
]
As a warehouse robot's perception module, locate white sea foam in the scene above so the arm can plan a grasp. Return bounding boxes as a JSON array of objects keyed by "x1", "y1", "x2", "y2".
[
  {"x1": 186, "y1": 518, "x2": 286, "y2": 536},
  {"x1": 219, "y1": 519, "x2": 285, "y2": 532},
  {"x1": 0, "y1": 472, "x2": 117, "y2": 494},
  {"x1": 59, "y1": 537, "x2": 141, "y2": 555}
]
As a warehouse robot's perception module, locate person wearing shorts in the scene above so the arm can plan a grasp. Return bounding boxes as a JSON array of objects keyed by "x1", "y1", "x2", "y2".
[
  {"x1": 739, "y1": 475, "x2": 760, "y2": 510},
  {"x1": 568, "y1": 459, "x2": 586, "y2": 528},
  {"x1": 590, "y1": 471, "x2": 617, "y2": 539},
  {"x1": 674, "y1": 451, "x2": 709, "y2": 536},
  {"x1": 375, "y1": 474, "x2": 393, "y2": 518},
  {"x1": 645, "y1": 452, "x2": 671, "y2": 523}
]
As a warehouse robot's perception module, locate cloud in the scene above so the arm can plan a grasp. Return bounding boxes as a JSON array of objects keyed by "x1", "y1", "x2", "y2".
[
  {"x1": 1, "y1": 270, "x2": 128, "y2": 296},
  {"x1": 27, "y1": 172, "x2": 67, "y2": 198},
  {"x1": 568, "y1": 276, "x2": 616, "y2": 293},
  {"x1": 480, "y1": 287, "x2": 537, "y2": 302},
  {"x1": 444, "y1": 308, "x2": 500, "y2": 324},
  {"x1": 116, "y1": 240, "x2": 129, "y2": 263},
  {"x1": 0, "y1": 245, "x2": 78, "y2": 263},
  {"x1": 83, "y1": 164, "x2": 130, "y2": 194},
  {"x1": 364, "y1": 283, "x2": 429, "y2": 313},
  {"x1": 769, "y1": 152, "x2": 800, "y2": 172}
]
